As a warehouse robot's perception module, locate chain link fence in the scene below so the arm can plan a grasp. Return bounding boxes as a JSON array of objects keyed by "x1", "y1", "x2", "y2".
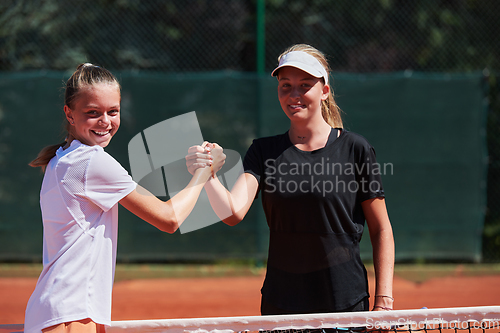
[
  {"x1": 1, "y1": 0, "x2": 500, "y2": 261},
  {"x1": 2, "y1": 0, "x2": 499, "y2": 73}
]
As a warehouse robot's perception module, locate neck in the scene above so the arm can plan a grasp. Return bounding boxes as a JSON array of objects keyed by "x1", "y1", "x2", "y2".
[
  {"x1": 289, "y1": 121, "x2": 331, "y2": 140},
  {"x1": 63, "y1": 133, "x2": 75, "y2": 150}
]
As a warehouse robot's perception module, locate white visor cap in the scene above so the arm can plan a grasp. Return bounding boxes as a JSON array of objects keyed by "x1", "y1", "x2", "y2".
[{"x1": 271, "y1": 51, "x2": 328, "y2": 85}]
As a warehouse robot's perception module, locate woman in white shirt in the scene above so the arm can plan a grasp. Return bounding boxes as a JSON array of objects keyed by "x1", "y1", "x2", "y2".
[{"x1": 26, "y1": 63, "x2": 224, "y2": 333}]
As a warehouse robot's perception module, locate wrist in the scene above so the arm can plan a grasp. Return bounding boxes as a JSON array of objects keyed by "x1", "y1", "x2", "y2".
[
  {"x1": 373, "y1": 295, "x2": 394, "y2": 310},
  {"x1": 372, "y1": 305, "x2": 393, "y2": 311},
  {"x1": 204, "y1": 173, "x2": 218, "y2": 187},
  {"x1": 375, "y1": 295, "x2": 394, "y2": 301},
  {"x1": 193, "y1": 165, "x2": 212, "y2": 182}
]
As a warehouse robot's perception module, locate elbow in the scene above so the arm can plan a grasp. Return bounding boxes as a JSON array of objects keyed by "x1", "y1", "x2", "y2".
[
  {"x1": 166, "y1": 220, "x2": 181, "y2": 234},
  {"x1": 155, "y1": 219, "x2": 180, "y2": 234},
  {"x1": 222, "y1": 218, "x2": 239, "y2": 227},
  {"x1": 157, "y1": 204, "x2": 183, "y2": 233},
  {"x1": 222, "y1": 212, "x2": 244, "y2": 226},
  {"x1": 163, "y1": 225, "x2": 179, "y2": 234}
]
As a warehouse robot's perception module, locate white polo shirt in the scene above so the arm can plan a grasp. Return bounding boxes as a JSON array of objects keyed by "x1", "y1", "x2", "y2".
[{"x1": 25, "y1": 140, "x2": 137, "y2": 333}]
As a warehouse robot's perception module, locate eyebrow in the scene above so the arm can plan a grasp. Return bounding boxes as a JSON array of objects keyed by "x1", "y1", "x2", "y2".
[
  {"x1": 278, "y1": 77, "x2": 316, "y2": 82},
  {"x1": 84, "y1": 104, "x2": 120, "y2": 109}
]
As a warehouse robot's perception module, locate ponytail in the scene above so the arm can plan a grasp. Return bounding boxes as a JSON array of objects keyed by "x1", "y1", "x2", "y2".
[
  {"x1": 29, "y1": 142, "x2": 66, "y2": 170},
  {"x1": 29, "y1": 120, "x2": 71, "y2": 170},
  {"x1": 322, "y1": 92, "x2": 343, "y2": 129}
]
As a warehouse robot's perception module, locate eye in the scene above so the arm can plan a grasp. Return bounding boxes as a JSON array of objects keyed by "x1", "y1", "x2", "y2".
[
  {"x1": 108, "y1": 109, "x2": 119, "y2": 116},
  {"x1": 87, "y1": 110, "x2": 99, "y2": 116}
]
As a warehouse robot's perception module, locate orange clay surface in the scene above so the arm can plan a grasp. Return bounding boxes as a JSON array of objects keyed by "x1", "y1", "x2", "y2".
[{"x1": 0, "y1": 264, "x2": 499, "y2": 324}]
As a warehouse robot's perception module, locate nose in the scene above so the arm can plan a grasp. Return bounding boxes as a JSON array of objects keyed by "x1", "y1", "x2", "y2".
[
  {"x1": 99, "y1": 114, "x2": 110, "y2": 126},
  {"x1": 290, "y1": 86, "x2": 301, "y2": 99}
]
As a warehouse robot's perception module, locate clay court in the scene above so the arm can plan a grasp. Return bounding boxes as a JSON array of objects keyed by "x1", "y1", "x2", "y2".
[{"x1": 0, "y1": 264, "x2": 499, "y2": 325}]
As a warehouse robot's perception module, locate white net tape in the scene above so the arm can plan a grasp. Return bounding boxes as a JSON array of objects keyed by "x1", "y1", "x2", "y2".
[
  {"x1": 1, "y1": 306, "x2": 499, "y2": 333},
  {"x1": 106, "y1": 306, "x2": 500, "y2": 333}
]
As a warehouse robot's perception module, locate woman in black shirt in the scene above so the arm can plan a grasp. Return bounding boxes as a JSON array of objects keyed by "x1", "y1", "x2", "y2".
[{"x1": 187, "y1": 44, "x2": 394, "y2": 314}]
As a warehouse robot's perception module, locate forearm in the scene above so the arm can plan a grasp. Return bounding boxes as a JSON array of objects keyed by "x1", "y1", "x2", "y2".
[
  {"x1": 185, "y1": 143, "x2": 255, "y2": 226},
  {"x1": 362, "y1": 197, "x2": 395, "y2": 310},
  {"x1": 169, "y1": 166, "x2": 213, "y2": 226},
  {"x1": 204, "y1": 177, "x2": 245, "y2": 226},
  {"x1": 120, "y1": 167, "x2": 212, "y2": 234},
  {"x1": 371, "y1": 226, "x2": 395, "y2": 309}
]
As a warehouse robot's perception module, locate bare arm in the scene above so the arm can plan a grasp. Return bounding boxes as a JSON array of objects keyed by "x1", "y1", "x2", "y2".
[
  {"x1": 362, "y1": 197, "x2": 395, "y2": 311},
  {"x1": 186, "y1": 144, "x2": 259, "y2": 226},
  {"x1": 204, "y1": 172, "x2": 259, "y2": 226},
  {"x1": 120, "y1": 147, "x2": 226, "y2": 234}
]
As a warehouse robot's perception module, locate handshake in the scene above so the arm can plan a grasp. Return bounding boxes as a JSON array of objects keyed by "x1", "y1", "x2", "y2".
[
  {"x1": 128, "y1": 112, "x2": 245, "y2": 233},
  {"x1": 185, "y1": 142, "x2": 226, "y2": 179}
]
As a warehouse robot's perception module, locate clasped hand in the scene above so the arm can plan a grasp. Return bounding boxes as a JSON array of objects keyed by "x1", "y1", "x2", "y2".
[{"x1": 185, "y1": 142, "x2": 225, "y2": 178}]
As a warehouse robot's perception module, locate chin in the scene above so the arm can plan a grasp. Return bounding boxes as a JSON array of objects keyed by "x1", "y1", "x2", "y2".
[
  {"x1": 98, "y1": 140, "x2": 112, "y2": 148},
  {"x1": 95, "y1": 134, "x2": 114, "y2": 148}
]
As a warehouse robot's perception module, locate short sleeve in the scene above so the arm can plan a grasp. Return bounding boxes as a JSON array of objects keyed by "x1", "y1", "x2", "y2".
[
  {"x1": 355, "y1": 141, "x2": 385, "y2": 202},
  {"x1": 243, "y1": 139, "x2": 263, "y2": 183},
  {"x1": 85, "y1": 149, "x2": 137, "y2": 212}
]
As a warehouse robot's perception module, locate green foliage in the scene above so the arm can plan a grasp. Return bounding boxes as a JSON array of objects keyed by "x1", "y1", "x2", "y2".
[
  {"x1": 0, "y1": 0, "x2": 253, "y2": 71},
  {"x1": 1, "y1": 0, "x2": 500, "y2": 72},
  {"x1": 264, "y1": 0, "x2": 500, "y2": 72}
]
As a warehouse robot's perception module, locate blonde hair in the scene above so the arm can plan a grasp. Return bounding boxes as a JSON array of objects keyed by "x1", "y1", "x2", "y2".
[
  {"x1": 277, "y1": 44, "x2": 343, "y2": 128},
  {"x1": 29, "y1": 63, "x2": 120, "y2": 170}
]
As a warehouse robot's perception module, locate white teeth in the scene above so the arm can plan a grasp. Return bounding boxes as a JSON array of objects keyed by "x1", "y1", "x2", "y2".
[{"x1": 93, "y1": 130, "x2": 110, "y2": 136}]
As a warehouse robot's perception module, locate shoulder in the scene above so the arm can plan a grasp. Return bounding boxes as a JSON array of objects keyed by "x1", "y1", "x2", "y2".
[
  {"x1": 61, "y1": 142, "x2": 127, "y2": 180},
  {"x1": 51, "y1": 142, "x2": 100, "y2": 177},
  {"x1": 244, "y1": 132, "x2": 291, "y2": 175},
  {"x1": 338, "y1": 130, "x2": 375, "y2": 150},
  {"x1": 87, "y1": 146, "x2": 129, "y2": 177},
  {"x1": 88, "y1": 145, "x2": 119, "y2": 165},
  {"x1": 72, "y1": 144, "x2": 121, "y2": 171},
  {"x1": 251, "y1": 132, "x2": 289, "y2": 147},
  {"x1": 339, "y1": 130, "x2": 372, "y2": 145},
  {"x1": 246, "y1": 132, "x2": 291, "y2": 160}
]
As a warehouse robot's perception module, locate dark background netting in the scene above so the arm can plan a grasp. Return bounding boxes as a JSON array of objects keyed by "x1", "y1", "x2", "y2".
[
  {"x1": 0, "y1": 0, "x2": 498, "y2": 262},
  {"x1": 2, "y1": 1, "x2": 499, "y2": 73},
  {"x1": 0, "y1": 71, "x2": 487, "y2": 262}
]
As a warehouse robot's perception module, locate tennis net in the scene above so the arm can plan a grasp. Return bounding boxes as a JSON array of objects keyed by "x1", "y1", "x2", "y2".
[
  {"x1": 1, "y1": 306, "x2": 498, "y2": 333},
  {"x1": 106, "y1": 306, "x2": 500, "y2": 333}
]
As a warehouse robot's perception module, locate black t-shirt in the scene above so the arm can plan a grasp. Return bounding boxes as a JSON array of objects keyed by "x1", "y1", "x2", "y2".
[{"x1": 243, "y1": 128, "x2": 385, "y2": 313}]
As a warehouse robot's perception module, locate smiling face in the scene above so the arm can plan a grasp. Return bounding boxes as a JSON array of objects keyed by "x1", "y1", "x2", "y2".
[
  {"x1": 277, "y1": 66, "x2": 329, "y2": 123},
  {"x1": 64, "y1": 82, "x2": 121, "y2": 148}
]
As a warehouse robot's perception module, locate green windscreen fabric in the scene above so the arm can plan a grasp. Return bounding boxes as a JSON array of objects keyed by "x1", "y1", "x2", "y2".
[
  {"x1": 333, "y1": 73, "x2": 488, "y2": 262},
  {"x1": 0, "y1": 71, "x2": 487, "y2": 262}
]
